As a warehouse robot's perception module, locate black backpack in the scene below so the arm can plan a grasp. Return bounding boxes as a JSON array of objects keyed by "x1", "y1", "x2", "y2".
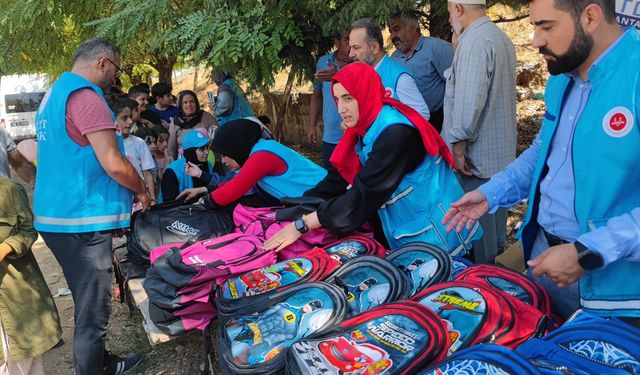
[
  {"x1": 128, "y1": 201, "x2": 235, "y2": 265},
  {"x1": 326, "y1": 256, "x2": 409, "y2": 317}
]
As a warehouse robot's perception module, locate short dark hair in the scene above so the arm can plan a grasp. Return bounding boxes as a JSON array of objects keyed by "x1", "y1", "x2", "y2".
[
  {"x1": 389, "y1": 10, "x2": 421, "y2": 31},
  {"x1": 537, "y1": 0, "x2": 616, "y2": 23},
  {"x1": 72, "y1": 38, "x2": 120, "y2": 66},
  {"x1": 151, "y1": 82, "x2": 173, "y2": 99},
  {"x1": 108, "y1": 96, "x2": 138, "y2": 115},
  {"x1": 351, "y1": 18, "x2": 384, "y2": 49},
  {"x1": 128, "y1": 84, "x2": 150, "y2": 98}
]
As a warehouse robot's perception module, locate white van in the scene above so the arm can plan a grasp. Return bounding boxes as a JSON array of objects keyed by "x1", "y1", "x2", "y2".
[{"x1": 0, "y1": 74, "x2": 49, "y2": 141}]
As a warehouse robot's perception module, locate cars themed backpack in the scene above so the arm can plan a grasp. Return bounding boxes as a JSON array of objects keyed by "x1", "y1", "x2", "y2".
[
  {"x1": 325, "y1": 256, "x2": 409, "y2": 317},
  {"x1": 216, "y1": 248, "x2": 341, "y2": 318},
  {"x1": 217, "y1": 282, "x2": 348, "y2": 375},
  {"x1": 386, "y1": 242, "x2": 452, "y2": 297},
  {"x1": 285, "y1": 301, "x2": 450, "y2": 375}
]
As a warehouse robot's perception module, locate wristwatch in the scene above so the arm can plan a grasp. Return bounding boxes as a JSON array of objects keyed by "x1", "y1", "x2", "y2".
[
  {"x1": 574, "y1": 241, "x2": 604, "y2": 271},
  {"x1": 294, "y1": 217, "x2": 309, "y2": 233}
]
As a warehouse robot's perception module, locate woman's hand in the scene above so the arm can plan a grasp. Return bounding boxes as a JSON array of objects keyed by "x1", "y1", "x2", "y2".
[
  {"x1": 176, "y1": 187, "x2": 208, "y2": 201},
  {"x1": 185, "y1": 162, "x2": 203, "y2": 178},
  {"x1": 264, "y1": 223, "x2": 303, "y2": 252}
]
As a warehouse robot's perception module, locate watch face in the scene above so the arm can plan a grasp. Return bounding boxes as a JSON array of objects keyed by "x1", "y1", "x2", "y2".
[{"x1": 580, "y1": 251, "x2": 604, "y2": 271}]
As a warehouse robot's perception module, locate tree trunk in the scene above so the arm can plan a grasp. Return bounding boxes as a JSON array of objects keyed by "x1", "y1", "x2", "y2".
[
  {"x1": 273, "y1": 68, "x2": 296, "y2": 141},
  {"x1": 154, "y1": 55, "x2": 177, "y2": 85},
  {"x1": 427, "y1": 0, "x2": 452, "y2": 41}
]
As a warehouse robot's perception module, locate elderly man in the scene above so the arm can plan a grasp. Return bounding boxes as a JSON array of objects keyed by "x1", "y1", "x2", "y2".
[
  {"x1": 442, "y1": 0, "x2": 517, "y2": 265},
  {"x1": 349, "y1": 18, "x2": 431, "y2": 120},
  {"x1": 34, "y1": 38, "x2": 150, "y2": 374},
  {"x1": 389, "y1": 11, "x2": 454, "y2": 131},
  {"x1": 444, "y1": 0, "x2": 640, "y2": 324},
  {"x1": 0, "y1": 126, "x2": 35, "y2": 187}
]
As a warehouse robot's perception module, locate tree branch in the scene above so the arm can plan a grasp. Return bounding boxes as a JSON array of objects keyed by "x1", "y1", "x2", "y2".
[{"x1": 493, "y1": 13, "x2": 529, "y2": 23}]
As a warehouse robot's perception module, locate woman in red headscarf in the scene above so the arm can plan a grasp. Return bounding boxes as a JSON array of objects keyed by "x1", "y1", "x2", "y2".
[{"x1": 265, "y1": 63, "x2": 482, "y2": 254}]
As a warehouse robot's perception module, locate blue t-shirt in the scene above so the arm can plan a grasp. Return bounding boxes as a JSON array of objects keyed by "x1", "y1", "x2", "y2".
[
  {"x1": 150, "y1": 105, "x2": 179, "y2": 124},
  {"x1": 391, "y1": 36, "x2": 453, "y2": 112},
  {"x1": 313, "y1": 52, "x2": 344, "y2": 145}
]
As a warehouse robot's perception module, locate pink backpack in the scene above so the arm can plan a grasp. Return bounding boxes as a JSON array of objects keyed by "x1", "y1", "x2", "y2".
[{"x1": 232, "y1": 204, "x2": 338, "y2": 259}]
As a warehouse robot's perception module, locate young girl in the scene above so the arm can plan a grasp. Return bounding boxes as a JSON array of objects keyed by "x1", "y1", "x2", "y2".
[
  {"x1": 177, "y1": 119, "x2": 326, "y2": 208},
  {"x1": 265, "y1": 63, "x2": 482, "y2": 254}
]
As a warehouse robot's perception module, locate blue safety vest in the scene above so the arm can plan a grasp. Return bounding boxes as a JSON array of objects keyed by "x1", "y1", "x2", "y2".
[
  {"x1": 357, "y1": 105, "x2": 482, "y2": 252},
  {"x1": 520, "y1": 29, "x2": 640, "y2": 317},
  {"x1": 376, "y1": 55, "x2": 412, "y2": 100},
  {"x1": 34, "y1": 72, "x2": 132, "y2": 233},
  {"x1": 250, "y1": 139, "x2": 327, "y2": 200}
]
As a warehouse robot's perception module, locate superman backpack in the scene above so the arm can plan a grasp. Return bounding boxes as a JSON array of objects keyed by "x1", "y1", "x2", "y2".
[
  {"x1": 322, "y1": 235, "x2": 387, "y2": 263},
  {"x1": 216, "y1": 282, "x2": 347, "y2": 375},
  {"x1": 516, "y1": 310, "x2": 640, "y2": 375},
  {"x1": 216, "y1": 248, "x2": 341, "y2": 318},
  {"x1": 420, "y1": 344, "x2": 542, "y2": 375},
  {"x1": 411, "y1": 280, "x2": 548, "y2": 353},
  {"x1": 455, "y1": 264, "x2": 552, "y2": 316},
  {"x1": 386, "y1": 242, "x2": 452, "y2": 297},
  {"x1": 325, "y1": 256, "x2": 409, "y2": 317},
  {"x1": 285, "y1": 301, "x2": 450, "y2": 375}
]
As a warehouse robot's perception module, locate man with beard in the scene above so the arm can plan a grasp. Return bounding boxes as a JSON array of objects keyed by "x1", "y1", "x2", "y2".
[
  {"x1": 389, "y1": 11, "x2": 454, "y2": 132},
  {"x1": 443, "y1": 0, "x2": 640, "y2": 323},
  {"x1": 442, "y1": 0, "x2": 517, "y2": 266},
  {"x1": 349, "y1": 18, "x2": 431, "y2": 120}
]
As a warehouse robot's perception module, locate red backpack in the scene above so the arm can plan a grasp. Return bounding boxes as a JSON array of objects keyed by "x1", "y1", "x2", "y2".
[
  {"x1": 411, "y1": 280, "x2": 548, "y2": 353},
  {"x1": 455, "y1": 264, "x2": 552, "y2": 316}
]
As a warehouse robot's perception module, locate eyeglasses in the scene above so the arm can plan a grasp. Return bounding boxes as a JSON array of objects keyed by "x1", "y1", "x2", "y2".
[{"x1": 104, "y1": 57, "x2": 123, "y2": 79}]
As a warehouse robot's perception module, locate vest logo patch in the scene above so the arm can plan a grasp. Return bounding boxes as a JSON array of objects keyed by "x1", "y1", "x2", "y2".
[
  {"x1": 166, "y1": 220, "x2": 200, "y2": 236},
  {"x1": 384, "y1": 88, "x2": 393, "y2": 98},
  {"x1": 602, "y1": 106, "x2": 634, "y2": 138}
]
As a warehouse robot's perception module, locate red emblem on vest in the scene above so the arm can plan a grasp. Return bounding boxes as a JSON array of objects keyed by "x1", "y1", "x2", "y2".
[
  {"x1": 384, "y1": 88, "x2": 393, "y2": 98},
  {"x1": 609, "y1": 113, "x2": 627, "y2": 131}
]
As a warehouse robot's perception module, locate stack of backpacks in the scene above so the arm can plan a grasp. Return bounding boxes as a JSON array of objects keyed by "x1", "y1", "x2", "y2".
[{"x1": 134, "y1": 204, "x2": 640, "y2": 374}]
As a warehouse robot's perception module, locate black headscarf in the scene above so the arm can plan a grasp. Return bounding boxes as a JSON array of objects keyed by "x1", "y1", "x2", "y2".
[
  {"x1": 174, "y1": 90, "x2": 204, "y2": 129},
  {"x1": 210, "y1": 119, "x2": 262, "y2": 166}
]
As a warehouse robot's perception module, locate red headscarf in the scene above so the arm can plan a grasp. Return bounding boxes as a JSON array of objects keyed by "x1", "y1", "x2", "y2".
[{"x1": 329, "y1": 62, "x2": 454, "y2": 184}]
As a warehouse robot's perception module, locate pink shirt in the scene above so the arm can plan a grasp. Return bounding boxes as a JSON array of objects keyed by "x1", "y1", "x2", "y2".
[{"x1": 65, "y1": 89, "x2": 116, "y2": 146}]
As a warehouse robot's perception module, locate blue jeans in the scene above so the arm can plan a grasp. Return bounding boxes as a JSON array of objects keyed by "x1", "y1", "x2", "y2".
[
  {"x1": 41, "y1": 231, "x2": 113, "y2": 375},
  {"x1": 321, "y1": 142, "x2": 338, "y2": 170},
  {"x1": 527, "y1": 229, "x2": 580, "y2": 320}
]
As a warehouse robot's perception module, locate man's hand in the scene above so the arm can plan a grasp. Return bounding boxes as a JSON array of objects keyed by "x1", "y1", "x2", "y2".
[
  {"x1": 264, "y1": 223, "x2": 302, "y2": 252},
  {"x1": 177, "y1": 187, "x2": 208, "y2": 202},
  {"x1": 307, "y1": 125, "x2": 318, "y2": 145},
  {"x1": 185, "y1": 162, "x2": 203, "y2": 178},
  {"x1": 314, "y1": 61, "x2": 338, "y2": 82},
  {"x1": 442, "y1": 189, "x2": 489, "y2": 233},
  {"x1": 135, "y1": 191, "x2": 151, "y2": 212},
  {"x1": 453, "y1": 141, "x2": 472, "y2": 176},
  {"x1": 528, "y1": 243, "x2": 585, "y2": 288}
]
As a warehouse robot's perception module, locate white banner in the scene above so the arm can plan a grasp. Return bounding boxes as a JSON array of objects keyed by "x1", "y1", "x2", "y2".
[{"x1": 617, "y1": 0, "x2": 640, "y2": 29}]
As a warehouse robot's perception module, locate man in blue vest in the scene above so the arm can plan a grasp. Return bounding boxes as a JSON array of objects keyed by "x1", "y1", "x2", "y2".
[
  {"x1": 349, "y1": 18, "x2": 431, "y2": 120},
  {"x1": 34, "y1": 38, "x2": 150, "y2": 374},
  {"x1": 443, "y1": 0, "x2": 640, "y2": 324}
]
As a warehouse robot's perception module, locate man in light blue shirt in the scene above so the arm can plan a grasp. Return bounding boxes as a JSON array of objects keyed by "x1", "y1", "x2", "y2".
[
  {"x1": 389, "y1": 11, "x2": 454, "y2": 132},
  {"x1": 308, "y1": 32, "x2": 352, "y2": 168},
  {"x1": 443, "y1": 0, "x2": 640, "y2": 322}
]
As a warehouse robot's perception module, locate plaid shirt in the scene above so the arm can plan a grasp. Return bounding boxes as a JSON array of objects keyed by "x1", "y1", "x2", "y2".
[{"x1": 442, "y1": 16, "x2": 517, "y2": 178}]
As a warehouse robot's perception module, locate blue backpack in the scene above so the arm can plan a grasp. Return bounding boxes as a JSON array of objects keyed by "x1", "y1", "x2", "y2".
[
  {"x1": 516, "y1": 310, "x2": 640, "y2": 375},
  {"x1": 420, "y1": 344, "x2": 541, "y2": 374}
]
